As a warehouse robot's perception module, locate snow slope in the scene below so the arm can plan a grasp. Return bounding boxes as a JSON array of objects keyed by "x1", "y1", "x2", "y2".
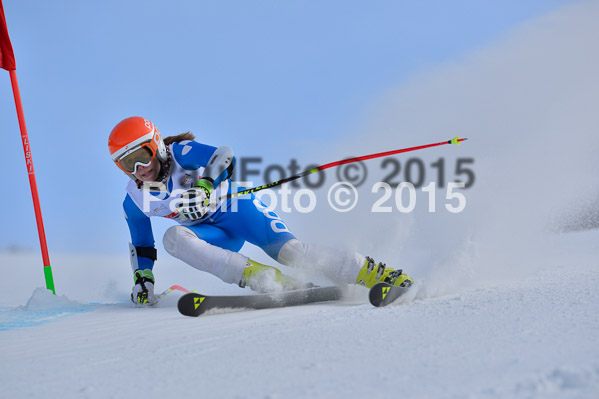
[{"x1": 1, "y1": 230, "x2": 598, "y2": 399}]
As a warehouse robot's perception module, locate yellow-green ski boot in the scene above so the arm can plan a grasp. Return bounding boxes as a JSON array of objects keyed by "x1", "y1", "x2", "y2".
[
  {"x1": 239, "y1": 259, "x2": 307, "y2": 293},
  {"x1": 355, "y1": 256, "x2": 414, "y2": 288}
]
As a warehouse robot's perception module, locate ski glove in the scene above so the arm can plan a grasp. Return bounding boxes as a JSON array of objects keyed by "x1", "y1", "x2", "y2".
[
  {"x1": 131, "y1": 269, "x2": 157, "y2": 305},
  {"x1": 177, "y1": 187, "x2": 209, "y2": 221}
]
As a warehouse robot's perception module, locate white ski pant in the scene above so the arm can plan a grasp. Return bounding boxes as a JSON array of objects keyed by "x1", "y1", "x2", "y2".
[{"x1": 163, "y1": 225, "x2": 365, "y2": 285}]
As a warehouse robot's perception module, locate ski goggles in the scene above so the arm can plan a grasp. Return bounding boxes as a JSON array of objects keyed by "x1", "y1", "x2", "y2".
[{"x1": 114, "y1": 143, "x2": 157, "y2": 175}]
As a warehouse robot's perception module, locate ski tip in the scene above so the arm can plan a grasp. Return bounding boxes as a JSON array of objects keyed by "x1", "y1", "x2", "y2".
[{"x1": 450, "y1": 136, "x2": 467, "y2": 145}]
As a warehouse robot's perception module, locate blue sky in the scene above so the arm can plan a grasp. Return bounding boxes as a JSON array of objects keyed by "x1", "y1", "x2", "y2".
[{"x1": 0, "y1": 0, "x2": 579, "y2": 254}]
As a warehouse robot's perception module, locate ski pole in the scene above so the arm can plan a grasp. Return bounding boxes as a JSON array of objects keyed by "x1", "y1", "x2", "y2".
[
  {"x1": 156, "y1": 285, "x2": 193, "y2": 300},
  {"x1": 222, "y1": 136, "x2": 467, "y2": 200}
]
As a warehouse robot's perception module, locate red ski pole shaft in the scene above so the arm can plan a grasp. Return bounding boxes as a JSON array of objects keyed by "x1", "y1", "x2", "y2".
[{"x1": 224, "y1": 136, "x2": 468, "y2": 200}]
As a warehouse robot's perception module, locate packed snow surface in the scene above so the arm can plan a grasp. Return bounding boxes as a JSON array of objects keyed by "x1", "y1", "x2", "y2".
[{"x1": 1, "y1": 238, "x2": 598, "y2": 399}]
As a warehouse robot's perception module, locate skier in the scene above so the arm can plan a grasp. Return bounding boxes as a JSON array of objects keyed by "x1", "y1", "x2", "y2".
[{"x1": 108, "y1": 116, "x2": 413, "y2": 304}]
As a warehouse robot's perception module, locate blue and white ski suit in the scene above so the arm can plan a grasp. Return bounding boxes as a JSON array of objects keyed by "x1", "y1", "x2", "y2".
[{"x1": 123, "y1": 140, "x2": 363, "y2": 285}]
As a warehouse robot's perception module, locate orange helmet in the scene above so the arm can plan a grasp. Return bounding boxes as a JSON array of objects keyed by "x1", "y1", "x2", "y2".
[{"x1": 108, "y1": 116, "x2": 167, "y2": 175}]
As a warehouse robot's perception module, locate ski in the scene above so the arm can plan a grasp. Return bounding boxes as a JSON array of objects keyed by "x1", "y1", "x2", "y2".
[
  {"x1": 177, "y1": 286, "x2": 344, "y2": 317},
  {"x1": 369, "y1": 282, "x2": 411, "y2": 307}
]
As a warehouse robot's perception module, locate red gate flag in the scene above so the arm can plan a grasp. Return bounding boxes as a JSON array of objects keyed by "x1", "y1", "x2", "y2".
[{"x1": 0, "y1": 0, "x2": 16, "y2": 70}]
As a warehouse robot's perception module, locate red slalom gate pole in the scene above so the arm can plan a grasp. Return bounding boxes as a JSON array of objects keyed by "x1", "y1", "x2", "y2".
[
  {"x1": 1, "y1": 1, "x2": 55, "y2": 294},
  {"x1": 9, "y1": 71, "x2": 55, "y2": 294}
]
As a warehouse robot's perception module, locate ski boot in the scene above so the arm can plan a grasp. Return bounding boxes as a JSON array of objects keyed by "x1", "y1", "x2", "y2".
[
  {"x1": 239, "y1": 259, "x2": 308, "y2": 293},
  {"x1": 355, "y1": 256, "x2": 414, "y2": 288},
  {"x1": 131, "y1": 269, "x2": 158, "y2": 305}
]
